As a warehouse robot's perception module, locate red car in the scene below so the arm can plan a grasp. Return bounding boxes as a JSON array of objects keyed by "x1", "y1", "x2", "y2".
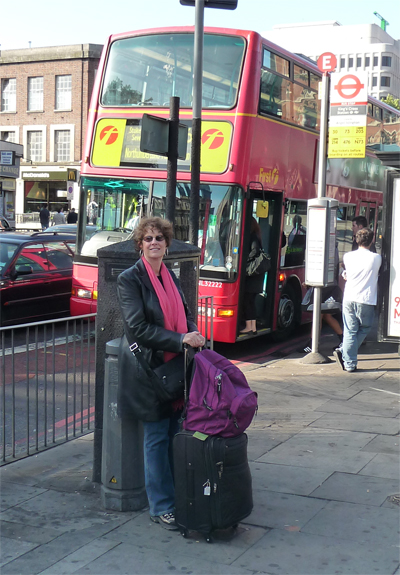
[{"x1": 0, "y1": 233, "x2": 75, "y2": 327}]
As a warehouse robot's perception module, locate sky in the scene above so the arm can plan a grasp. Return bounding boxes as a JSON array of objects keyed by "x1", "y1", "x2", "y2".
[{"x1": 1, "y1": 0, "x2": 399, "y2": 51}]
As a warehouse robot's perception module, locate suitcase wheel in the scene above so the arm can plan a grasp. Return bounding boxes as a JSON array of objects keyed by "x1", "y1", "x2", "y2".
[
  {"x1": 180, "y1": 528, "x2": 188, "y2": 538},
  {"x1": 205, "y1": 533, "x2": 213, "y2": 543}
]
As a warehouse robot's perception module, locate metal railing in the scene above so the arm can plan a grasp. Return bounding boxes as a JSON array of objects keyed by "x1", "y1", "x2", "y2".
[
  {"x1": 15, "y1": 213, "x2": 41, "y2": 224},
  {"x1": 198, "y1": 295, "x2": 214, "y2": 349},
  {"x1": 0, "y1": 314, "x2": 96, "y2": 465}
]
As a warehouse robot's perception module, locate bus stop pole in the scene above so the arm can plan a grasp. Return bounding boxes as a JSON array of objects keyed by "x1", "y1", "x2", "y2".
[
  {"x1": 311, "y1": 72, "x2": 330, "y2": 354},
  {"x1": 166, "y1": 96, "x2": 180, "y2": 224},
  {"x1": 189, "y1": 0, "x2": 204, "y2": 246}
]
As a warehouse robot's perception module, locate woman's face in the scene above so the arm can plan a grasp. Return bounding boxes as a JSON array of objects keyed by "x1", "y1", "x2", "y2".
[{"x1": 140, "y1": 227, "x2": 167, "y2": 263}]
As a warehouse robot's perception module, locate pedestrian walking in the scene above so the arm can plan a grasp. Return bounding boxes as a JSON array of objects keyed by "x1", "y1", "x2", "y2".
[
  {"x1": 67, "y1": 208, "x2": 78, "y2": 224},
  {"x1": 52, "y1": 209, "x2": 66, "y2": 225},
  {"x1": 351, "y1": 215, "x2": 376, "y2": 252},
  {"x1": 39, "y1": 205, "x2": 50, "y2": 230},
  {"x1": 334, "y1": 228, "x2": 381, "y2": 372}
]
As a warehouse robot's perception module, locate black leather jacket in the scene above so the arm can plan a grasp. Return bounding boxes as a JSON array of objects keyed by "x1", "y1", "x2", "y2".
[{"x1": 117, "y1": 258, "x2": 197, "y2": 421}]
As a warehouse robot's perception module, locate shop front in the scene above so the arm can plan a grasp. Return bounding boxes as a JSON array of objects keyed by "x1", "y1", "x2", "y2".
[
  {"x1": 19, "y1": 168, "x2": 78, "y2": 227},
  {"x1": 0, "y1": 142, "x2": 23, "y2": 225}
]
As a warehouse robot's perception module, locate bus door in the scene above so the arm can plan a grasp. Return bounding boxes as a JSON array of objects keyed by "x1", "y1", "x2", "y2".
[
  {"x1": 239, "y1": 189, "x2": 283, "y2": 336},
  {"x1": 359, "y1": 201, "x2": 377, "y2": 236}
]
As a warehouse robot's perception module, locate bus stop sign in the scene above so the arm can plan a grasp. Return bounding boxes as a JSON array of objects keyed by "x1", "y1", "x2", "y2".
[
  {"x1": 180, "y1": 0, "x2": 238, "y2": 8},
  {"x1": 317, "y1": 52, "x2": 337, "y2": 72}
]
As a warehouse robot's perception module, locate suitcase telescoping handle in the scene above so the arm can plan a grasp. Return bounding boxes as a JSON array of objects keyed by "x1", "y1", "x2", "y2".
[
  {"x1": 183, "y1": 343, "x2": 190, "y2": 404},
  {"x1": 182, "y1": 344, "x2": 203, "y2": 410}
]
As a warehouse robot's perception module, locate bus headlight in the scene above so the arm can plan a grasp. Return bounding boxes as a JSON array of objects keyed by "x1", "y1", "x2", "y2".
[
  {"x1": 198, "y1": 306, "x2": 215, "y2": 317},
  {"x1": 76, "y1": 288, "x2": 92, "y2": 299}
]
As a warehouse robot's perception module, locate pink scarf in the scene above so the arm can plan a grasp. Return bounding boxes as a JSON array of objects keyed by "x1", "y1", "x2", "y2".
[{"x1": 141, "y1": 257, "x2": 188, "y2": 362}]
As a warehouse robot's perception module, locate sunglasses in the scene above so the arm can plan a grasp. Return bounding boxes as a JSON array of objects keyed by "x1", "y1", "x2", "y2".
[{"x1": 143, "y1": 235, "x2": 165, "y2": 243}]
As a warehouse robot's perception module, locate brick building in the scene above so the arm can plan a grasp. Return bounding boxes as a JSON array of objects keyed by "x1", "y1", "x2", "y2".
[{"x1": 0, "y1": 44, "x2": 103, "y2": 226}]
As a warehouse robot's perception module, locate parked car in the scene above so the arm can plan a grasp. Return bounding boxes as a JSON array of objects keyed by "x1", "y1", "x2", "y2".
[
  {"x1": 0, "y1": 233, "x2": 76, "y2": 327},
  {"x1": 0, "y1": 216, "x2": 13, "y2": 231},
  {"x1": 31, "y1": 224, "x2": 99, "y2": 239}
]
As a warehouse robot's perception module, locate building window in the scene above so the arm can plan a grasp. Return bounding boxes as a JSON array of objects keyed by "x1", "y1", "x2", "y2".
[
  {"x1": 1, "y1": 78, "x2": 16, "y2": 112},
  {"x1": 356, "y1": 57, "x2": 362, "y2": 68},
  {"x1": 27, "y1": 131, "x2": 43, "y2": 161},
  {"x1": 54, "y1": 130, "x2": 71, "y2": 161},
  {"x1": 348, "y1": 57, "x2": 354, "y2": 68},
  {"x1": 382, "y1": 56, "x2": 392, "y2": 67},
  {"x1": 373, "y1": 56, "x2": 379, "y2": 66},
  {"x1": 381, "y1": 77, "x2": 391, "y2": 87},
  {"x1": 340, "y1": 58, "x2": 345, "y2": 68},
  {"x1": 372, "y1": 77, "x2": 378, "y2": 87},
  {"x1": 365, "y1": 56, "x2": 370, "y2": 67},
  {"x1": 55, "y1": 75, "x2": 72, "y2": 110},
  {"x1": 28, "y1": 77, "x2": 44, "y2": 111},
  {"x1": 0, "y1": 130, "x2": 16, "y2": 142}
]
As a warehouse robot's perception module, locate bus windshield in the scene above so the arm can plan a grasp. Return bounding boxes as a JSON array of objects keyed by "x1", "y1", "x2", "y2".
[
  {"x1": 79, "y1": 177, "x2": 243, "y2": 280},
  {"x1": 101, "y1": 33, "x2": 246, "y2": 109}
]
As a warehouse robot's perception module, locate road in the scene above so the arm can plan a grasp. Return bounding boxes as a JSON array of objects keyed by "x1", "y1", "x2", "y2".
[{"x1": 1, "y1": 318, "x2": 313, "y2": 462}]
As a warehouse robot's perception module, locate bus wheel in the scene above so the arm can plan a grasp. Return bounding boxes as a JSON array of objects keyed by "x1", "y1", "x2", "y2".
[{"x1": 273, "y1": 284, "x2": 297, "y2": 341}]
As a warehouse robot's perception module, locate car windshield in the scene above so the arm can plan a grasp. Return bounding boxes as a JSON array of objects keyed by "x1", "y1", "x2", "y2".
[{"x1": 0, "y1": 242, "x2": 20, "y2": 275}]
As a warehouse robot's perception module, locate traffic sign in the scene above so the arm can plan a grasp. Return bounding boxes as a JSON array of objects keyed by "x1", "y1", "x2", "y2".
[
  {"x1": 328, "y1": 72, "x2": 368, "y2": 158},
  {"x1": 317, "y1": 52, "x2": 337, "y2": 72}
]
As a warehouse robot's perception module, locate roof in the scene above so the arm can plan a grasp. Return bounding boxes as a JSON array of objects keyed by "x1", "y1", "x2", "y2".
[{"x1": 0, "y1": 233, "x2": 76, "y2": 244}]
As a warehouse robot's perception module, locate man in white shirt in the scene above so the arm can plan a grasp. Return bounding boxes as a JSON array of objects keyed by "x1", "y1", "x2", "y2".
[{"x1": 334, "y1": 228, "x2": 381, "y2": 372}]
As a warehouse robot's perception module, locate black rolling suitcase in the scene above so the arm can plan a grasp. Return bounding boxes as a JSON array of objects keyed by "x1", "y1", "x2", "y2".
[
  {"x1": 173, "y1": 429, "x2": 253, "y2": 542},
  {"x1": 173, "y1": 346, "x2": 253, "y2": 542}
]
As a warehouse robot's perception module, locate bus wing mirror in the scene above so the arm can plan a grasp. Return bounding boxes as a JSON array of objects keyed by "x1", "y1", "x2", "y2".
[{"x1": 256, "y1": 200, "x2": 269, "y2": 218}]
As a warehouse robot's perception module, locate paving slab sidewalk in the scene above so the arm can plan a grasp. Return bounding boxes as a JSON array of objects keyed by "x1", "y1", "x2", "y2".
[{"x1": 1, "y1": 331, "x2": 399, "y2": 575}]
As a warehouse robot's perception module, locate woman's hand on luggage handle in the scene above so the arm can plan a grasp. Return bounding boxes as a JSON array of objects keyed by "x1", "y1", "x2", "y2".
[{"x1": 183, "y1": 331, "x2": 205, "y2": 348}]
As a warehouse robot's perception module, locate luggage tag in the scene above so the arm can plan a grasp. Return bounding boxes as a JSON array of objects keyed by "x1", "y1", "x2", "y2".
[
  {"x1": 203, "y1": 480, "x2": 211, "y2": 496},
  {"x1": 193, "y1": 431, "x2": 209, "y2": 441}
]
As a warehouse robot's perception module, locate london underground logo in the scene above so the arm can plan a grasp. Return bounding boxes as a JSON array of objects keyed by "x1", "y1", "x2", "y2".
[
  {"x1": 100, "y1": 125, "x2": 119, "y2": 145},
  {"x1": 201, "y1": 129, "x2": 224, "y2": 149},
  {"x1": 334, "y1": 75, "x2": 365, "y2": 100}
]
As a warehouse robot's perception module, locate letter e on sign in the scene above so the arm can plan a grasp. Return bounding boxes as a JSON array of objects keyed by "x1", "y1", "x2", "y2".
[{"x1": 317, "y1": 52, "x2": 337, "y2": 72}]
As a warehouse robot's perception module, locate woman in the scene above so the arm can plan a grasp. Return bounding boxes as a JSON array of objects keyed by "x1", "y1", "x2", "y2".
[
  {"x1": 117, "y1": 217, "x2": 205, "y2": 530},
  {"x1": 241, "y1": 217, "x2": 265, "y2": 334}
]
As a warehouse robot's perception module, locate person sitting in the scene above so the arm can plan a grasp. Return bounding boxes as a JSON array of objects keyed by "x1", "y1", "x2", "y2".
[
  {"x1": 117, "y1": 217, "x2": 205, "y2": 530},
  {"x1": 285, "y1": 215, "x2": 306, "y2": 267}
]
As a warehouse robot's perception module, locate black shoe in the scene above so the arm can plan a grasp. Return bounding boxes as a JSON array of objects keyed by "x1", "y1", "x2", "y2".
[
  {"x1": 150, "y1": 513, "x2": 178, "y2": 530},
  {"x1": 333, "y1": 348, "x2": 345, "y2": 370}
]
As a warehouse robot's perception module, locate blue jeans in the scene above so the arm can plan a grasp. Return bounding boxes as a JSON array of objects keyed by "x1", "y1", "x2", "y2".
[
  {"x1": 142, "y1": 413, "x2": 180, "y2": 517},
  {"x1": 342, "y1": 301, "x2": 375, "y2": 370}
]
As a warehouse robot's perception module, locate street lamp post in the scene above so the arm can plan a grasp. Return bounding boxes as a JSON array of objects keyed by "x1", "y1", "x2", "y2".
[
  {"x1": 189, "y1": 0, "x2": 204, "y2": 246},
  {"x1": 180, "y1": 0, "x2": 238, "y2": 245}
]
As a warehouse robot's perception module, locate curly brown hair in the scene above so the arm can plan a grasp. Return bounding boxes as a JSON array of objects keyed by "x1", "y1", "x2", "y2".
[
  {"x1": 356, "y1": 227, "x2": 374, "y2": 247},
  {"x1": 133, "y1": 217, "x2": 173, "y2": 248}
]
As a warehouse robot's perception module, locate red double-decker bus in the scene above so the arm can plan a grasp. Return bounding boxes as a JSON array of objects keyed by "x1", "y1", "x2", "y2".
[{"x1": 71, "y1": 26, "x2": 399, "y2": 343}]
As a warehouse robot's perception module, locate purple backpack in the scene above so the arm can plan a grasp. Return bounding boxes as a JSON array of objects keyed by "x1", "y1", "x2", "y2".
[{"x1": 183, "y1": 349, "x2": 258, "y2": 437}]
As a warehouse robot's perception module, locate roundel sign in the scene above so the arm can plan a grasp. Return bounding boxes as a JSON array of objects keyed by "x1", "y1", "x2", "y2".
[{"x1": 330, "y1": 72, "x2": 368, "y2": 104}]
